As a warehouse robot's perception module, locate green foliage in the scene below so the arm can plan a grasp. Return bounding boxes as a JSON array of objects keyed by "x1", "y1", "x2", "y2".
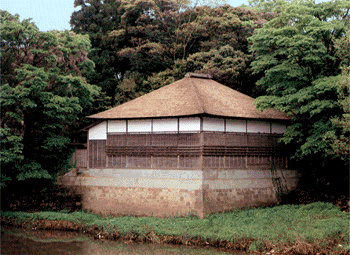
[
  {"x1": 185, "y1": 44, "x2": 255, "y2": 94},
  {"x1": 0, "y1": 128, "x2": 24, "y2": 170},
  {"x1": 71, "y1": 1, "x2": 273, "y2": 105},
  {"x1": 16, "y1": 162, "x2": 52, "y2": 181},
  {"x1": 248, "y1": 0, "x2": 293, "y2": 13},
  {"x1": 323, "y1": 74, "x2": 350, "y2": 162},
  {"x1": 71, "y1": 0, "x2": 125, "y2": 106},
  {"x1": 249, "y1": 1, "x2": 350, "y2": 171},
  {"x1": 249, "y1": 239, "x2": 265, "y2": 251},
  {"x1": 0, "y1": 11, "x2": 100, "y2": 187},
  {"x1": 143, "y1": 4, "x2": 274, "y2": 97},
  {"x1": 2, "y1": 202, "x2": 349, "y2": 250}
]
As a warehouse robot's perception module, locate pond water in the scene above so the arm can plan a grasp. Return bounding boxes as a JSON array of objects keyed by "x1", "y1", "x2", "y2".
[{"x1": 1, "y1": 228, "x2": 254, "y2": 255}]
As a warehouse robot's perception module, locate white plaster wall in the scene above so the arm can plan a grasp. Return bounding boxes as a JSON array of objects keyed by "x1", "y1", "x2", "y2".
[
  {"x1": 70, "y1": 169, "x2": 203, "y2": 190},
  {"x1": 247, "y1": 120, "x2": 270, "y2": 133},
  {"x1": 179, "y1": 117, "x2": 200, "y2": 132},
  {"x1": 226, "y1": 119, "x2": 246, "y2": 132},
  {"x1": 203, "y1": 117, "x2": 225, "y2": 131},
  {"x1": 89, "y1": 121, "x2": 107, "y2": 140},
  {"x1": 108, "y1": 120, "x2": 126, "y2": 133},
  {"x1": 92, "y1": 118, "x2": 286, "y2": 136},
  {"x1": 128, "y1": 119, "x2": 152, "y2": 132},
  {"x1": 203, "y1": 169, "x2": 299, "y2": 189},
  {"x1": 153, "y1": 118, "x2": 178, "y2": 132},
  {"x1": 271, "y1": 122, "x2": 287, "y2": 134},
  {"x1": 59, "y1": 168, "x2": 298, "y2": 191}
]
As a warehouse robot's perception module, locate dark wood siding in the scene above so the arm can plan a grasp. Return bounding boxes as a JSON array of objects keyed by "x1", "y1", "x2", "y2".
[
  {"x1": 152, "y1": 156, "x2": 179, "y2": 168},
  {"x1": 105, "y1": 133, "x2": 201, "y2": 169},
  {"x1": 71, "y1": 149, "x2": 87, "y2": 168},
  {"x1": 92, "y1": 132, "x2": 289, "y2": 170},
  {"x1": 89, "y1": 140, "x2": 106, "y2": 168},
  {"x1": 107, "y1": 155, "x2": 126, "y2": 168}
]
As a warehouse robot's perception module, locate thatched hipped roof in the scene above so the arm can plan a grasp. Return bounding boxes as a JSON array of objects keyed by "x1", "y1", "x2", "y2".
[{"x1": 88, "y1": 74, "x2": 289, "y2": 120}]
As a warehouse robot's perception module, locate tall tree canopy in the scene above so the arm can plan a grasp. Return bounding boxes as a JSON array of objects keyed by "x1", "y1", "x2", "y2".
[
  {"x1": 0, "y1": 11, "x2": 100, "y2": 187},
  {"x1": 180, "y1": 5, "x2": 274, "y2": 96},
  {"x1": 71, "y1": 0, "x2": 273, "y2": 105},
  {"x1": 71, "y1": 0, "x2": 125, "y2": 106},
  {"x1": 249, "y1": 0, "x2": 350, "y2": 172},
  {"x1": 71, "y1": 0, "x2": 205, "y2": 104}
]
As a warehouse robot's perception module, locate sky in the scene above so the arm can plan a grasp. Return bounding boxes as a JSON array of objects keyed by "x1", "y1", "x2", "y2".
[{"x1": 1, "y1": 0, "x2": 249, "y2": 32}]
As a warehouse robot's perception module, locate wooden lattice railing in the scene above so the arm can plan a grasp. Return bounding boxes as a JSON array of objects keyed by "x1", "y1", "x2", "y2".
[
  {"x1": 86, "y1": 132, "x2": 288, "y2": 169},
  {"x1": 71, "y1": 149, "x2": 88, "y2": 168}
]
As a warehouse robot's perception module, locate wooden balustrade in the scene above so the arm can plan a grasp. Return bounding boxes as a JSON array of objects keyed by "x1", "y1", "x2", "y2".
[{"x1": 82, "y1": 132, "x2": 288, "y2": 169}]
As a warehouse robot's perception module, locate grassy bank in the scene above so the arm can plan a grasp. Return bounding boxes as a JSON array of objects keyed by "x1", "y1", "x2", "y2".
[{"x1": 2, "y1": 202, "x2": 349, "y2": 254}]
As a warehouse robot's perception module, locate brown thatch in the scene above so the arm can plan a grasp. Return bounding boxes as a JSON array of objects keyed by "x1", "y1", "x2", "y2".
[{"x1": 88, "y1": 75, "x2": 289, "y2": 120}]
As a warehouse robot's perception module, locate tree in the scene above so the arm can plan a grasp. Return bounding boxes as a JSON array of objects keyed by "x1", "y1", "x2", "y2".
[
  {"x1": 140, "y1": 4, "x2": 274, "y2": 97},
  {"x1": 107, "y1": 0, "x2": 203, "y2": 103},
  {"x1": 71, "y1": 0, "x2": 206, "y2": 104},
  {"x1": 182, "y1": 5, "x2": 273, "y2": 96},
  {"x1": 323, "y1": 28, "x2": 350, "y2": 163},
  {"x1": 248, "y1": 0, "x2": 288, "y2": 12},
  {"x1": 71, "y1": 1, "x2": 272, "y2": 105},
  {"x1": 0, "y1": 11, "x2": 100, "y2": 187},
  {"x1": 249, "y1": 0, "x2": 350, "y2": 176},
  {"x1": 71, "y1": 0, "x2": 125, "y2": 106}
]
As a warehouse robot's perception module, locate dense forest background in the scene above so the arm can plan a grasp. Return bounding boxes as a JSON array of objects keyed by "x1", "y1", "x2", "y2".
[{"x1": 1, "y1": 0, "x2": 349, "y2": 206}]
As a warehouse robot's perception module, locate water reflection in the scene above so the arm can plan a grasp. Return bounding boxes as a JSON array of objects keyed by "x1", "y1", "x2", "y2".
[{"x1": 2, "y1": 228, "x2": 252, "y2": 255}]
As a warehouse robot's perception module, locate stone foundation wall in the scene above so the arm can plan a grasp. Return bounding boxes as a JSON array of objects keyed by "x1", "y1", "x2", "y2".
[
  {"x1": 58, "y1": 169, "x2": 205, "y2": 217},
  {"x1": 57, "y1": 168, "x2": 299, "y2": 218},
  {"x1": 202, "y1": 169, "x2": 299, "y2": 215},
  {"x1": 203, "y1": 187, "x2": 277, "y2": 216},
  {"x1": 81, "y1": 186, "x2": 203, "y2": 217}
]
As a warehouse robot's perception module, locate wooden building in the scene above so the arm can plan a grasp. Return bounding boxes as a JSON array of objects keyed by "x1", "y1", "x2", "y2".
[{"x1": 58, "y1": 73, "x2": 299, "y2": 218}]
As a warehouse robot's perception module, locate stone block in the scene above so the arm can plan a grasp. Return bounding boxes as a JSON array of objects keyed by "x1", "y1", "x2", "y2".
[{"x1": 58, "y1": 168, "x2": 299, "y2": 218}]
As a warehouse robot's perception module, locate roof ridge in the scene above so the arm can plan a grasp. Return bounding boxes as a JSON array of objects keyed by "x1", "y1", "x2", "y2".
[
  {"x1": 187, "y1": 77, "x2": 205, "y2": 114},
  {"x1": 185, "y1": 73, "x2": 213, "y2": 79}
]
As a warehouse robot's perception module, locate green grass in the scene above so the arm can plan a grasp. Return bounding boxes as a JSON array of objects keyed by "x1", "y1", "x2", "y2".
[{"x1": 2, "y1": 202, "x2": 349, "y2": 250}]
